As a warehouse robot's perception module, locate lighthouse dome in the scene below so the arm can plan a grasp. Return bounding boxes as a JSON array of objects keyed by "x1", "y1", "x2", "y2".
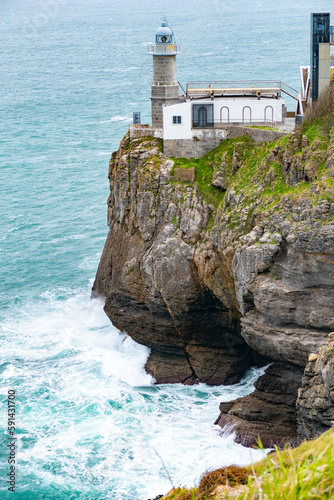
[{"x1": 155, "y1": 18, "x2": 174, "y2": 44}]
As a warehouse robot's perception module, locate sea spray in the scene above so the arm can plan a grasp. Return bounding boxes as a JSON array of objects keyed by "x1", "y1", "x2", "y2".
[{"x1": 0, "y1": 289, "x2": 268, "y2": 499}]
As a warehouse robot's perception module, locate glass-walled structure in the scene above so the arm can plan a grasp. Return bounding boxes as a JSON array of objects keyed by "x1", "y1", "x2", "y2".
[{"x1": 311, "y1": 13, "x2": 330, "y2": 101}]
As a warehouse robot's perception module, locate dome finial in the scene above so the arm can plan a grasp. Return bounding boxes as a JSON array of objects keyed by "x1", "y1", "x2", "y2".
[{"x1": 161, "y1": 14, "x2": 168, "y2": 27}]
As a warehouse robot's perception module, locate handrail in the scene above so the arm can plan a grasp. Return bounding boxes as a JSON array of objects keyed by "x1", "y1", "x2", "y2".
[
  {"x1": 187, "y1": 80, "x2": 281, "y2": 88},
  {"x1": 280, "y1": 82, "x2": 299, "y2": 101},
  {"x1": 186, "y1": 80, "x2": 298, "y2": 91},
  {"x1": 186, "y1": 79, "x2": 300, "y2": 102},
  {"x1": 178, "y1": 81, "x2": 187, "y2": 95}
]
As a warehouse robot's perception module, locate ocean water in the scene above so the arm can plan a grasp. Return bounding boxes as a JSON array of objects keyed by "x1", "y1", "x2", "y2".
[{"x1": 1, "y1": 0, "x2": 333, "y2": 498}]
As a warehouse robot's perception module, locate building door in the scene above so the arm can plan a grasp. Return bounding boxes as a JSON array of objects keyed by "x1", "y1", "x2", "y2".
[
  {"x1": 242, "y1": 106, "x2": 252, "y2": 124},
  {"x1": 198, "y1": 106, "x2": 208, "y2": 127},
  {"x1": 220, "y1": 106, "x2": 229, "y2": 123},
  {"x1": 264, "y1": 106, "x2": 274, "y2": 123}
]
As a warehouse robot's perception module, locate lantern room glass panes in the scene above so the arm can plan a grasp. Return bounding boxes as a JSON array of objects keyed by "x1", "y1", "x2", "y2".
[{"x1": 156, "y1": 35, "x2": 173, "y2": 44}]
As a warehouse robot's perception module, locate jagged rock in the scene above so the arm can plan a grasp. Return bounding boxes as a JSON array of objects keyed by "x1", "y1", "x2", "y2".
[
  {"x1": 301, "y1": 134, "x2": 308, "y2": 148},
  {"x1": 232, "y1": 142, "x2": 245, "y2": 172},
  {"x1": 215, "y1": 362, "x2": 304, "y2": 447},
  {"x1": 237, "y1": 223, "x2": 334, "y2": 366},
  {"x1": 267, "y1": 145, "x2": 281, "y2": 163},
  {"x1": 303, "y1": 140, "x2": 327, "y2": 182},
  {"x1": 212, "y1": 160, "x2": 228, "y2": 190},
  {"x1": 325, "y1": 128, "x2": 334, "y2": 174},
  {"x1": 296, "y1": 333, "x2": 334, "y2": 440}
]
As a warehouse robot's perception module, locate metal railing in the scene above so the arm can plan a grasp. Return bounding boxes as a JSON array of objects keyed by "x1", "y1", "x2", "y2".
[
  {"x1": 280, "y1": 82, "x2": 300, "y2": 101},
  {"x1": 187, "y1": 80, "x2": 282, "y2": 91},
  {"x1": 147, "y1": 43, "x2": 181, "y2": 55},
  {"x1": 186, "y1": 80, "x2": 300, "y2": 100}
]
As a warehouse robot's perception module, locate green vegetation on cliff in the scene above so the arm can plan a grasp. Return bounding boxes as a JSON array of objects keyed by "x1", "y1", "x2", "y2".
[
  {"x1": 171, "y1": 122, "x2": 334, "y2": 220},
  {"x1": 168, "y1": 115, "x2": 334, "y2": 245},
  {"x1": 163, "y1": 428, "x2": 334, "y2": 499}
]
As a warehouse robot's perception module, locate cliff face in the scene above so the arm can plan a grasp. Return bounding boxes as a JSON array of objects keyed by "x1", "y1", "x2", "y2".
[
  {"x1": 93, "y1": 135, "x2": 252, "y2": 385},
  {"x1": 93, "y1": 126, "x2": 334, "y2": 444}
]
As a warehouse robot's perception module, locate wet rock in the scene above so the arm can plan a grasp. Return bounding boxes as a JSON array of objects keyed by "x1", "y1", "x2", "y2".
[{"x1": 215, "y1": 362, "x2": 304, "y2": 447}]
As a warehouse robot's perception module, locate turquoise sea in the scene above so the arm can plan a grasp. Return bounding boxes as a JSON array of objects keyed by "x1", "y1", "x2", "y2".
[{"x1": 1, "y1": 0, "x2": 333, "y2": 498}]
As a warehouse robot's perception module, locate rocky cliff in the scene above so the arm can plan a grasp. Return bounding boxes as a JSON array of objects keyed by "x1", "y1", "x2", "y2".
[
  {"x1": 297, "y1": 333, "x2": 334, "y2": 439},
  {"x1": 93, "y1": 124, "x2": 334, "y2": 445}
]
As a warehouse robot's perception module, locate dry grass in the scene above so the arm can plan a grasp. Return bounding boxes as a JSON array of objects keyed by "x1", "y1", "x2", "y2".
[
  {"x1": 303, "y1": 84, "x2": 334, "y2": 137},
  {"x1": 197, "y1": 466, "x2": 250, "y2": 497},
  {"x1": 163, "y1": 428, "x2": 334, "y2": 500}
]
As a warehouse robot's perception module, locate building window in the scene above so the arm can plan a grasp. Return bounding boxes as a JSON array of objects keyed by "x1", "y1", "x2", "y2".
[
  {"x1": 173, "y1": 116, "x2": 182, "y2": 124},
  {"x1": 192, "y1": 104, "x2": 214, "y2": 128}
]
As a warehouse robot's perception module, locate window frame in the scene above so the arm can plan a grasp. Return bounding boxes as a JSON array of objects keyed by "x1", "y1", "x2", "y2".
[{"x1": 172, "y1": 115, "x2": 182, "y2": 125}]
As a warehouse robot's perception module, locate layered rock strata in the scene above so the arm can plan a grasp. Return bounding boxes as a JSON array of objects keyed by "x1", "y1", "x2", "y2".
[
  {"x1": 215, "y1": 362, "x2": 304, "y2": 447},
  {"x1": 297, "y1": 333, "x2": 334, "y2": 440},
  {"x1": 93, "y1": 128, "x2": 334, "y2": 444}
]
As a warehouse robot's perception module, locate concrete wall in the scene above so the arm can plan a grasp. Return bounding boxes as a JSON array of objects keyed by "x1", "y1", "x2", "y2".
[
  {"x1": 129, "y1": 124, "x2": 163, "y2": 139},
  {"x1": 225, "y1": 125, "x2": 285, "y2": 142},
  {"x1": 318, "y1": 43, "x2": 331, "y2": 95},
  {"x1": 152, "y1": 55, "x2": 177, "y2": 85},
  {"x1": 164, "y1": 137, "x2": 222, "y2": 158},
  {"x1": 164, "y1": 129, "x2": 226, "y2": 158},
  {"x1": 163, "y1": 126, "x2": 285, "y2": 158}
]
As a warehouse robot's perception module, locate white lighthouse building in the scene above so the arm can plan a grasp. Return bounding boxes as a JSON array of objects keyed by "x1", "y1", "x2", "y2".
[{"x1": 129, "y1": 18, "x2": 295, "y2": 158}]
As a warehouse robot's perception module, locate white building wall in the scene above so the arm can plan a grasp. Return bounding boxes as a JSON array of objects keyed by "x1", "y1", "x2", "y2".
[
  {"x1": 163, "y1": 97, "x2": 284, "y2": 140},
  {"x1": 163, "y1": 102, "x2": 192, "y2": 140},
  {"x1": 212, "y1": 98, "x2": 284, "y2": 123}
]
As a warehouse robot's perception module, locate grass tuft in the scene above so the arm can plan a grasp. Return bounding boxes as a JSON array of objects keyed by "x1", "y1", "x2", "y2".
[{"x1": 162, "y1": 428, "x2": 334, "y2": 500}]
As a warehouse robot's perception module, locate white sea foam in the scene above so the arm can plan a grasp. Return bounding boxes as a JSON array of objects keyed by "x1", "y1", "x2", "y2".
[
  {"x1": 100, "y1": 115, "x2": 131, "y2": 123},
  {"x1": 0, "y1": 290, "x2": 269, "y2": 499}
]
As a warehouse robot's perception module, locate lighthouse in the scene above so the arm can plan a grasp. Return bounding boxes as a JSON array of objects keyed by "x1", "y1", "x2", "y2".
[{"x1": 147, "y1": 17, "x2": 181, "y2": 128}]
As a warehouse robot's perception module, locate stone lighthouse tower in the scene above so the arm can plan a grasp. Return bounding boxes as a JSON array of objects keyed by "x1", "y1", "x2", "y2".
[{"x1": 147, "y1": 17, "x2": 181, "y2": 128}]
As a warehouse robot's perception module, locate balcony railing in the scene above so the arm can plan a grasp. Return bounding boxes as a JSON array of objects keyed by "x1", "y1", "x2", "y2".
[
  {"x1": 188, "y1": 80, "x2": 282, "y2": 91},
  {"x1": 147, "y1": 43, "x2": 181, "y2": 55},
  {"x1": 186, "y1": 80, "x2": 300, "y2": 101}
]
